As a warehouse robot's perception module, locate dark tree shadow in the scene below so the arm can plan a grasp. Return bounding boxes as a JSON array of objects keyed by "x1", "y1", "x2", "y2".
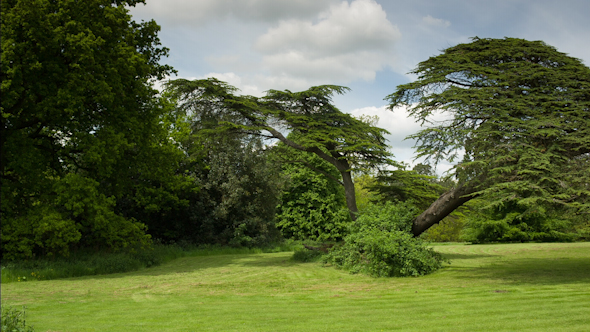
[
  {"x1": 76, "y1": 252, "x2": 296, "y2": 281},
  {"x1": 441, "y1": 253, "x2": 497, "y2": 260},
  {"x1": 453, "y1": 257, "x2": 590, "y2": 285}
]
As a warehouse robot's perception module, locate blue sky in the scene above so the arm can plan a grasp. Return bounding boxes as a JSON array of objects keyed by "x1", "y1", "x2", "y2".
[{"x1": 129, "y1": 0, "x2": 590, "y2": 172}]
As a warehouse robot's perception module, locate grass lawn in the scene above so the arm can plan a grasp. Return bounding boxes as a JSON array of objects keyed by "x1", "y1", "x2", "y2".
[{"x1": 2, "y1": 242, "x2": 589, "y2": 331}]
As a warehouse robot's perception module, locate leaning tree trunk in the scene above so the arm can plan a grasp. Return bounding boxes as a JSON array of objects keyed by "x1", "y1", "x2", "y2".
[{"x1": 412, "y1": 183, "x2": 478, "y2": 237}]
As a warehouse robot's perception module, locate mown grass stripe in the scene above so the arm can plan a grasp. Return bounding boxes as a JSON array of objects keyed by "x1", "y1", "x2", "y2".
[{"x1": 2, "y1": 242, "x2": 589, "y2": 331}]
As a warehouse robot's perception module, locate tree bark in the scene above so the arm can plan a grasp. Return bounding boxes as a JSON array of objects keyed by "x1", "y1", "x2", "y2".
[
  {"x1": 412, "y1": 183, "x2": 478, "y2": 237},
  {"x1": 340, "y1": 170, "x2": 359, "y2": 220}
]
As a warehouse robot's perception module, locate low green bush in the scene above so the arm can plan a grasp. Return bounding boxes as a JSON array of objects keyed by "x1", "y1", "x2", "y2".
[
  {"x1": 420, "y1": 214, "x2": 466, "y2": 242},
  {"x1": 324, "y1": 202, "x2": 446, "y2": 277},
  {"x1": 1, "y1": 306, "x2": 35, "y2": 332},
  {"x1": 461, "y1": 202, "x2": 580, "y2": 243}
]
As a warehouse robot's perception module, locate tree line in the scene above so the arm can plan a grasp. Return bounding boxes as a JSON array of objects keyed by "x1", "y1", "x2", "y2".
[{"x1": 2, "y1": 0, "x2": 589, "y2": 264}]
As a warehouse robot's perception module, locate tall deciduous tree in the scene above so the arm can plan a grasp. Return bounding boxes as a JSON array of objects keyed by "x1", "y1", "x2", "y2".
[
  {"x1": 165, "y1": 79, "x2": 392, "y2": 220},
  {"x1": 387, "y1": 37, "x2": 590, "y2": 236},
  {"x1": 1, "y1": 0, "x2": 175, "y2": 258}
]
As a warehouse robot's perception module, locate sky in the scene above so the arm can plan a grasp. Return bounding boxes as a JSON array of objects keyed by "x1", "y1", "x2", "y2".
[{"x1": 128, "y1": 0, "x2": 590, "y2": 174}]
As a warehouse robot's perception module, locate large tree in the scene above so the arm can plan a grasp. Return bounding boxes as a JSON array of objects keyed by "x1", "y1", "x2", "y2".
[
  {"x1": 165, "y1": 79, "x2": 392, "y2": 219},
  {"x1": 1, "y1": 0, "x2": 176, "y2": 258},
  {"x1": 387, "y1": 37, "x2": 590, "y2": 236}
]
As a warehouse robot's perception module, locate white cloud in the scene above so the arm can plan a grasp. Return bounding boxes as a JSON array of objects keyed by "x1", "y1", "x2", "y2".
[
  {"x1": 350, "y1": 105, "x2": 421, "y2": 149},
  {"x1": 195, "y1": 72, "x2": 265, "y2": 96},
  {"x1": 129, "y1": 0, "x2": 338, "y2": 27},
  {"x1": 422, "y1": 15, "x2": 451, "y2": 28},
  {"x1": 349, "y1": 104, "x2": 457, "y2": 175},
  {"x1": 256, "y1": 0, "x2": 400, "y2": 56},
  {"x1": 254, "y1": 0, "x2": 401, "y2": 84},
  {"x1": 195, "y1": 72, "x2": 329, "y2": 97},
  {"x1": 350, "y1": 105, "x2": 420, "y2": 169}
]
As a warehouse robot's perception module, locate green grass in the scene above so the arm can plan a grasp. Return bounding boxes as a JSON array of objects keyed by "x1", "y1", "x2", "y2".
[{"x1": 2, "y1": 242, "x2": 590, "y2": 331}]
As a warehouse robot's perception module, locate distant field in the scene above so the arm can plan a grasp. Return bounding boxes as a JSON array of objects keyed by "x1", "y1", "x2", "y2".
[{"x1": 2, "y1": 242, "x2": 590, "y2": 331}]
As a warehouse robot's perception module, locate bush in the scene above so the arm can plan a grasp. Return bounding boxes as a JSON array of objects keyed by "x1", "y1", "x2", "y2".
[
  {"x1": 324, "y1": 202, "x2": 445, "y2": 277},
  {"x1": 420, "y1": 214, "x2": 466, "y2": 242},
  {"x1": 1, "y1": 306, "x2": 35, "y2": 332},
  {"x1": 461, "y1": 202, "x2": 579, "y2": 243},
  {"x1": 1, "y1": 174, "x2": 151, "y2": 261}
]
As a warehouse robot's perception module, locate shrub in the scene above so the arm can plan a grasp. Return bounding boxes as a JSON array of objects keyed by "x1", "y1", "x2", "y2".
[
  {"x1": 1, "y1": 174, "x2": 151, "y2": 260},
  {"x1": 324, "y1": 202, "x2": 445, "y2": 277},
  {"x1": 1, "y1": 306, "x2": 35, "y2": 332},
  {"x1": 461, "y1": 202, "x2": 579, "y2": 243},
  {"x1": 420, "y1": 214, "x2": 466, "y2": 242}
]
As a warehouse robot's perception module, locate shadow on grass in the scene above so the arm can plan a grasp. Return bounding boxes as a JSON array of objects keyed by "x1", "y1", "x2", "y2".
[
  {"x1": 75, "y1": 252, "x2": 298, "y2": 281},
  {"x1": 454, "y1": 257, "x2": 590, "y2": 285},
  {"x1": 441, "y1": 253, "x2": 497, "y2": 260}
]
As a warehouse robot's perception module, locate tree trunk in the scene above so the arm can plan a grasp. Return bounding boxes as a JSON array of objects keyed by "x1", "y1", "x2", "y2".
[
  {"x1": 340, "y1": 170, "x2": 359, "y2": 220},
  {"x1": 412, "y1": 183, "x2": 478, "y2": 237},
  {"x1": 265, "y1": 128, "x2": 360, "y2": 220}
]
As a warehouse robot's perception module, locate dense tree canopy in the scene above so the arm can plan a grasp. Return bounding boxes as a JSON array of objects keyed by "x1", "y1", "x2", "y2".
[
  {"x1": 372, "y1": 166, "x2": 445, "y2": 211},
  {"x1": 1, "y1": 0, "x2": 178, "y2": 259},
  {"x1": 165, "y1": 79, "x2": 393, "y2": 220},
  {"x1": 387, "y1": 37, "x2": 590, "y2": 236},
  {"x1": 273, "y1": 140, "x2": 350, "y2": 242}
]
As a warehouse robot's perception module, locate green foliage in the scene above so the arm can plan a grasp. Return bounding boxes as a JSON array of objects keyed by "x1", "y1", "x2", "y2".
[
  {"x1": 165, "y1": 78, "x2": 393, "y2": 218},
  {"x1": 354, "y1": 174, "x2": 383, "y2": 212},
  {"x1": 372, "y1": 164, "x2": 446, "y2": 210},
  {"x1": 1, "y1": 173, "x2": 152, "y2": 260},
  {"x1": 324, "y1": 203, "x2": 445, "y2": 277},
  {"x1": 1, "y1": 306, "x2": 34, "y2": 332},
  {"x1": 260, "y1": 86, "x2": 392, "y2": 172},
  {"x1": 275, "y1": 144, "x2": 350, "y2": 241},
  {"x1": 420, "y1": 215, "x2": 467, "y2": 242},
  {"x1": 387, "y1": 37, "x2": 590, "y2": 234},
  {"x1": 571, "y1": 214, "x2": 590, "y2": 240},
  {"x1": 1, "y1": 206, "x2": 81, "y2": 261},
  {"x1": 146, "y1": 116, "x2": 283, "y2": 247},
  {"x1": 462, "y1": 201, "x2": 579, "y2": 243},
  {"x1": 192, "y1": 136, "x2": 283, "y2": 247},
  {"x1": 1, "y1": 0, "x2": 178, "y2": 259}
]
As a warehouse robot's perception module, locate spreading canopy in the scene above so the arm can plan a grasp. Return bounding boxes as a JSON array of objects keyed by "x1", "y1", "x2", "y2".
[
  {"x1": 166, "y1": 79, "x2": 393, "y2": 218},
  {"x1": 387, "y1": 37, "x2": 590, "y2": 234}
]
